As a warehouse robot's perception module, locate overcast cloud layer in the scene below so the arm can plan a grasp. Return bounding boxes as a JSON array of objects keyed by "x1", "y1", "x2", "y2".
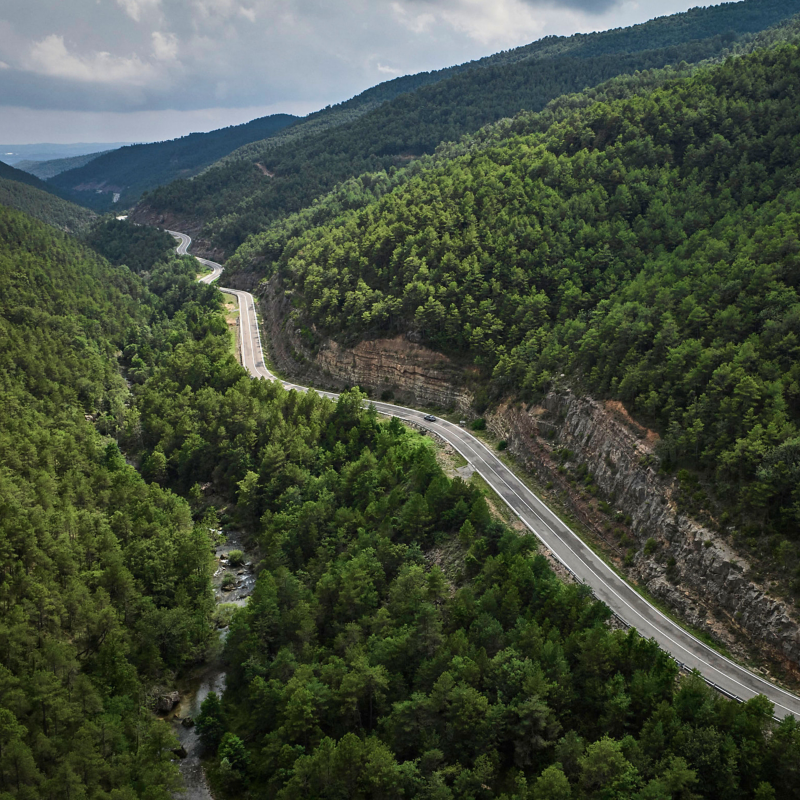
[{"x1": 0, "y1": 0, "x2": 732, "y2": 143}]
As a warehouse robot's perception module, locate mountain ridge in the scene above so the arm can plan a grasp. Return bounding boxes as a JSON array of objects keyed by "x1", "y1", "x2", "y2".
[
  {"x1": 49, "y1": 112, "x2": 300, "y2": 211},
  {"x1": 136, "y1": 0, "x2": 800, "y2": 256}
]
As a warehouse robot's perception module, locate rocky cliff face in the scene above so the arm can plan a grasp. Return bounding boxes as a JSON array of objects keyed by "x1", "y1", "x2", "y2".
[
  {"x1": 240, "y1": 273, "x2": 475, "y2": 411},
  {"x1": 229, "y1": 270, "x2": 800, "y2": 676},
  {"x1": 487, "y1": 393, "x2": 800, "y2": 675}
]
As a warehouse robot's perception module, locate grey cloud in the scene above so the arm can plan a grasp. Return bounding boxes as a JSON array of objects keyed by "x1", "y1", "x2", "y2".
[
  {"x1": 403, "y1": 0, "x2": 621, "y2": 11},
  {"x1": 0, "y1": 0, "x2": 704, "y2": 141},
  {"x1": 542, "y1": 0, "x2": 621, "y2": 12}
]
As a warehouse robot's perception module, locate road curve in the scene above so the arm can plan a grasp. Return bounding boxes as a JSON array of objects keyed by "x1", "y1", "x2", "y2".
[{"x1": 173, "y1": 231, "x2": 800, "y2": 720}]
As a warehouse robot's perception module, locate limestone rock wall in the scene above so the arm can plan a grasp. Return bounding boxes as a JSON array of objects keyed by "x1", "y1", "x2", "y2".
[
  {"x1": 238, "y1": 273, "x2": 474, "y2": 411},
  {"x1": 487, "y1": 393, "x2": 800, "y2": 673}
]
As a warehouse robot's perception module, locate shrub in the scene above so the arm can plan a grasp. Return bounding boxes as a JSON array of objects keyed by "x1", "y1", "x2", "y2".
[
  {"x1": 471, "y1": 418, "x2": 486, "y2": 431},
  {"x1": 227, "y1": 549, "x2": 245, "y2": 567}
]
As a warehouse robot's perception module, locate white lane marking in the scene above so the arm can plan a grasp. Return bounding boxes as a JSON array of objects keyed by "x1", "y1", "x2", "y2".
[
  {"x1": 430, "y1": 425, "x2": 800, "y2": 709},
  {"x1": 171, "y1": 232, "x2": 800, "y2": 717},
  {"x1": 423, "y1": 429, "x2": 797, "y2": 714}
]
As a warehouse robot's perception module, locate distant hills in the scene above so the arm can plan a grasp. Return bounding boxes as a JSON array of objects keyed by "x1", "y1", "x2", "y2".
[
  {"x1": 48, "y1": 113, "x2": 299, "y2": 211},
  {"x1": 0, "y1": 159, "x2": 96, "y2": 232},
  {"x1": 0, "y1": 158, "x2": 64, "y2": 192},
  {"x1": 16, "y1": 150, "x2": 113, "y2": 180},
  {"x1": 0, "y1": 142, "x2": 131, "y2": 166},
  {"x1": 135, "y1": 0, "x2": 800, "y2": 256}
]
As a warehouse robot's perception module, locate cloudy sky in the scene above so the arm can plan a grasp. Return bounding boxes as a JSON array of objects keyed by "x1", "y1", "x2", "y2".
[{"x1": 0, "y1": 0, "x2": 736, "y2": 144}]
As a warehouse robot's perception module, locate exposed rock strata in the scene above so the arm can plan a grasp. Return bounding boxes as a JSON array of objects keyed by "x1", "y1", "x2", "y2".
[
  {"x1": 487, "y1": 393, "x2": 800, "y2": 673},
  {"x1": 239, "y1": 273, "x2": 474, "y2": 411},
  {"x1": 229, "y1": 271, "x2": 800, "y2": 675}
]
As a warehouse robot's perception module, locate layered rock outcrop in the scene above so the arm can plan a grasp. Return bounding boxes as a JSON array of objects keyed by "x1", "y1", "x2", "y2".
[
  {"x1": 228, "y1": 271, "x2": 800, "y2": 676},
  {"x1": 245, "y1": 273, "x2": 474, "y2": 411},
  {"x1": 488, "y1": 393, "x2": 800, "y2": 673}
]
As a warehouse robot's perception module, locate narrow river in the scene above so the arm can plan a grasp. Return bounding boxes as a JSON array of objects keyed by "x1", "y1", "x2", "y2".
[{"x1": 166, "y1": 532, "x2": 256, "y2": 800}]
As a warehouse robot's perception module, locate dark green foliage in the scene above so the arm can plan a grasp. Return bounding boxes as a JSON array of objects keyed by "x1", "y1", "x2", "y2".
[
  {"x1": 143, "y1": 0, "x2": 800, "y2": 255},
  {"x1": 0, "y1": 206, "x2": 217, "y2": 797},
  {"x1": 251, "y1": 43, "x2": 800, "y2": 560},
  {"x1": 0, "y1": 177, "x2": 96, "y2": 233},
  {"x1": 85, "y1": 218, "x2": 178, "y2": 273},
  {"x1": 49, "y1": 113, "x2": 299, "y2": 211},
  {"x1": 196, "y1": 691, "x2": 226, "y2": 751},
  {"x1": 0, "y1": 161, "x2": 94, "y2": 233},
  {"x1": 0, "y1": 178, "x2": 96, "y2": 233},
  {"x1": 202, "y1": 385, "x2": 800, "y2": 799},
  {"x1": 0, "y1": 159, "x2": 61, "y2": 193}
]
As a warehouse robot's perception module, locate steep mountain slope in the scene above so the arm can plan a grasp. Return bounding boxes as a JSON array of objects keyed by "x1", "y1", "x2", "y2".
[
  {"x1": 228, "y1": 41, "x2": 800, "y2": 605},
  {"x1": 0, "y1": 206, "x2": 223, "y2": 797},
  {"x1": 0, "y1": 158, "x2": 62, "y2": 192},
  {"x1": 0, "y1": 159, "x2": 95, "y2": 231},
  {"x1": 16, "y1": 149, "x2": 113, "y2": 179},
  {"x1": 49, "y1": 113, "x2": 299, "y2": 211},
  {"x1": 137, "y1": 0, "x2": 800, "y2": 256},
  {"x1": 0, "y1": 175, "x2": 96, "y2": 232}
]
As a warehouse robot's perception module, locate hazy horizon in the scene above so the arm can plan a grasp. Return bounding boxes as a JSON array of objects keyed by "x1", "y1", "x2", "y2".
[{"x1": 0, "y1": 0, "x2": 740, "y2": 144}]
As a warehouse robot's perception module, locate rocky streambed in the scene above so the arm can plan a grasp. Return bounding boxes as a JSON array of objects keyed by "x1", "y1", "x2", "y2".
[{"x1": 164, "y1": 532, "x2": 256, "y2": 800}]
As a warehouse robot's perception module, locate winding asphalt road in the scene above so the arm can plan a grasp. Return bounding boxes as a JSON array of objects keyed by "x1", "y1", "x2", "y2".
[{"x1": 171, "y1": 231, "x2": 800, "y2": 720}]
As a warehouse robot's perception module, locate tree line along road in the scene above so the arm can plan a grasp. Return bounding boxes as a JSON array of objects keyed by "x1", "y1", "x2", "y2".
[{"x1": 170, "y1": 230, "x2": 800, "y2": 721}]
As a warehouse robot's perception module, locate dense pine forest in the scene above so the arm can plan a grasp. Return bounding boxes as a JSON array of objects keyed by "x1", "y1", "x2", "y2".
[
  {"x1": 197, "y1": 394, "x2": 800, "y2": 800},
  {"x1": 138, "y1": 0, "x2": 800, "y2": 255},
  {"x1": 224, "y1": 40, "x2": 800, "y2": 599},
  {"x1": 0, "y1": 208, "x2": 216, "y2": 797},
  {"x1": 0, "y1": 162, "x2": 94, "y2": 233},
  {"x1": 3, "y1": 199, "x2": 799, "y2": 797},
  {"x1": 6, "y1": 1, "x2": 800, "y2": 798},
  {"x1": 0, "y1": 177, "x2": 96, "y2": 233}
]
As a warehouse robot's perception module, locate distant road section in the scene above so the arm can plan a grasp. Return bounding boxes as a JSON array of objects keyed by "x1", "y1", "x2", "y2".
[{"x1": 172, "y1": 231, "x2": 800, "y2": 721}]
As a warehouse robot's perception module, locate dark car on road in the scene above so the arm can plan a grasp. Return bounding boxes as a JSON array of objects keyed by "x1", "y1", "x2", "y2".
[{"x1": 423, "y1": 415, "x2": 437, "y2": 422}]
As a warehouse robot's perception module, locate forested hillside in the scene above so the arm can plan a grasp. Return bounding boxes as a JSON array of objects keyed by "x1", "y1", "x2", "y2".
[
  {"x1": 0, "y1": 176, "x2": 96, "y2": 232},
  {"x1": 0, "y1": 159, "x2": 63, "y2": 193},
  {"x1": 15, "y1": 149, "x2": 112, "y2": 180},
  {"x1": 0, "y1": 207, "x2": 219, "y2": 797},
  {"x1": 3, "y1": 201, "x2": 799, "y2": 798},
  {"x1": 84, "y1": 218, "x2": 177, "y2": 273},
  {"x1": 138, "y1": 0, "x2": 800, "y2": 255},
  {"x1": 228, "y1": 41, "x2": 800, "y2": 598},
  {"x1": 116, "y1": 259, "x2": 800, "y2": 798},
  {"x1": 194, "y1": 412, "x2": 800, "y2": 798},
  {"x1": 48, "y1": 113, "x2": 299, "y2": 212}
]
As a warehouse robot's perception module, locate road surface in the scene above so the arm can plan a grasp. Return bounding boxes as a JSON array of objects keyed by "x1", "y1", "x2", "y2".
[{"x1": 172, "y1": 231, "x2": 800, "y2": 720}]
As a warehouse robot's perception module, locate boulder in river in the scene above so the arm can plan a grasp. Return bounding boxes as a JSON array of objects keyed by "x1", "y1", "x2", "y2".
[
  {"x1": 181, "y1": 716, "x2": 195, "y2": 728},
  {"x1": 156, "y1": 691, "x2": 180, "y2": 713},
  {"x1": 172, "y1": 745, "x2": 188, "y2": 759}
]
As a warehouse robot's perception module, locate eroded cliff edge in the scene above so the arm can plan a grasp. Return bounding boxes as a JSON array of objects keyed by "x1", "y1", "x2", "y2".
[
  {"x1": 488, "y1": 395, "x2": 800, "y2": 678},
  {"x1": 233, "y1": 270, "x2": 800, "y2": 679}
]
